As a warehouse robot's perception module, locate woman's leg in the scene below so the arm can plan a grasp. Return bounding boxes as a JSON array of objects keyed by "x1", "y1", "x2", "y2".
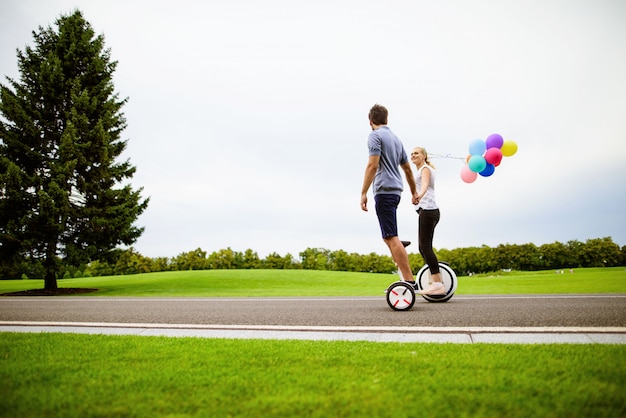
[
  {"x1": 418, "y1": 209, "x2": 444, "y2": 294},
  {"x1": 418, "y1": 209, "x2": 440, "y2": 276}
]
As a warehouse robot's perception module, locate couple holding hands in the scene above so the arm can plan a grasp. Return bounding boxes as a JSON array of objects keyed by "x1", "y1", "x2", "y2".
[{"x1": 360, "y1": 104, "x2": 444, "y2": 296}]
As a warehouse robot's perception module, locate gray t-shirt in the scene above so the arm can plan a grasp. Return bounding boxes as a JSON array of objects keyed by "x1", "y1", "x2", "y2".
[{"x1": 367, "y1": 126, "x2": 408, "y2": 196}]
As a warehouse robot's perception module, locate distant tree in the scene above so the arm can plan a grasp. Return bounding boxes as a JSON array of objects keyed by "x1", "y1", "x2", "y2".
[
  {"x1": 566, "y1": 240, "x2": 585, "y2": 268},
  {"x1": 261, "y1": 252, "x2": 300, "y2": 270},
  {"x1": 502, "y1": 243, "x2": 540, "y2": 271},
  {"x1": 300, "y1": 248, "x2": 330, "y2": 270},
  {"x1": 114, "y1": 248, "x2": 152, "y2": 275},
  {"x1": 242, "y1": 249, "x2": 261, "y2": 269},
  {"x1": 538, "y1": 241, "x2": 572, "y2": 269},
  {"x1": 173, "y1": 248, "x2": 207, "y2": 270},
  {"x1": 150, "y1": 257, "x2": 171, "y2": 273},
  {"x1": 262, "y1": 252, "x2": 286, "y2": 269},
  {"x1": 358, "y1": 252, "x2": 395, "y2": 274},
  {"x1": 579, "y1": 237, "x2": 621, "y2": 267},
  {"x1": 83, "y1": 259, "x2": 114, "y2": 277},
  {"x1": 408, "y1": 252, "x2": 425, "y2": 274},
  {"x1": 328, "y1": 249, "x2": 353, "y2": 272},
  {"x1": 435, "y1": 247, "x2": 469, "y2": 274},
  {"x1": 0, "y1": 10, "x2": 148, "y2": 287},
  {"x1": 207, "y1": 248, "x2": 239, "y2": 269}
]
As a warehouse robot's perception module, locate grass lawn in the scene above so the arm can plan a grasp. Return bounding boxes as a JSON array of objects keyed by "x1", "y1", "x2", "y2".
[
  {"x1": 1, "y1": 267, "x2": 625, "y2": 417},
  {"x1": 0, "y1": 266, "x2": 625, "y2": 297},
  {"x1": 1, "y1": 333, "x2": 624, "y2": 418}
]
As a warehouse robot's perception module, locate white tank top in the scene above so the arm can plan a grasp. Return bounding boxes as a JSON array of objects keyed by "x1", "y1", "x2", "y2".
[{"x1": 414, "y1": 165, "x2": 438, "y2": 210}]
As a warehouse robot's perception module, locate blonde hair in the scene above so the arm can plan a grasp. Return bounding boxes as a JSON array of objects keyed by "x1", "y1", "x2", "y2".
[{"x1": 413, "y1": 147, "x2": 436, "y2": 169}]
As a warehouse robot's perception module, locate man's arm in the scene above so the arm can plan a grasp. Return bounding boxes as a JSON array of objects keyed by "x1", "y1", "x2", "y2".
[
  {"x1": 361, "y1": 155, "x2": 379, "y2": 211},
  {"x1": 401, "y1": 162, "x2": 419, "y2": 205}
]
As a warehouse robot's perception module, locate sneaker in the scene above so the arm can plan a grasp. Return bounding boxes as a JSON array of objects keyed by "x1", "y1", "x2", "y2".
[{"x1": 418, "y1": 282, "x2": 446, "y2": 295}]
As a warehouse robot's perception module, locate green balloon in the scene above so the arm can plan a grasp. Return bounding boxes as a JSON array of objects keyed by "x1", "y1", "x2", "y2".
[{"x1": 468, "y1": 155, "x2": 487, "y2": 173}]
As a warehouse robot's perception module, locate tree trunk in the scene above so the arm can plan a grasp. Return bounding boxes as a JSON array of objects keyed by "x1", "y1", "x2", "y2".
[
  {"x1": 44, "y1": 246, "x2": 58, "y2": 290},
  {"x1": 44, "y1": 269, "x2": 58, "y2": 290}
]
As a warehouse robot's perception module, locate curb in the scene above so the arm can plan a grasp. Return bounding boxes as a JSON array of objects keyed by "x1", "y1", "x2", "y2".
[{"x1": 2, "y1": 322, "x2": 625, "y2": 344}]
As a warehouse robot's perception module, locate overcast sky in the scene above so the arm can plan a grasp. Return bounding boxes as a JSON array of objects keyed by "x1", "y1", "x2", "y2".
[{"x1": 2, "y1": 0, "x2": 625, "y2": 259}]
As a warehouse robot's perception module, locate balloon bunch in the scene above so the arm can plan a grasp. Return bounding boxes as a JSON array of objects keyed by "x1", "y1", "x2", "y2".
[{"x1": 460, "y1": 133, "x2": 517, "y2": 183}]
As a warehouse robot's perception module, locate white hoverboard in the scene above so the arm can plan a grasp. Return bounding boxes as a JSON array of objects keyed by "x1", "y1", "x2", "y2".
[{"x1": 385, "y1": 241, "x2": 458, "y2": 311}]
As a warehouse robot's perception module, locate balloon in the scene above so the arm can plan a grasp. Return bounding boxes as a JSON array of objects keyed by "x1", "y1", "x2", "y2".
[
  {"x1": 479, "y1": 163, "x2": 495, "y2": 177},
  {"x1": 501, "y1": 140, "x2": 518, "y2": 157},
  {"x1": 468, "y1": 155, "x2": 487, "y2": 173},
  {"x1": 460, "y1": 165, "x2": 477, "y2": 183},
  {"x1": 485, "y1": 133, "x2": 504, "y2": 149},
  {"x1": 468, "y1": 139, "x2": 486, "y2": 156},
  {"x1": 484, "y1": 147, "x2": 503, "y2": 165}
]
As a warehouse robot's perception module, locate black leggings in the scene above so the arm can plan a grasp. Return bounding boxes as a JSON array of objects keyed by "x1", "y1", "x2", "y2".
[{"x1": 418, "y1": 208, "x2": 440, "y2": 275}]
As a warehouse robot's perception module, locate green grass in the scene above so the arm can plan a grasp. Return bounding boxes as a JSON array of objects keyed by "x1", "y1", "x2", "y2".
[
  {"x1": 1, "y1": 333, "x2": 624, "y2": 418},
  {"x1": 460, "y1": 267, "x2": 626, "y2": 294},
  {"x1": 0, "y1": 267, "x2": 625, "y2": 296},
  {"x1": 2, "y1": 268, "x2": 625, "y2": 417}
]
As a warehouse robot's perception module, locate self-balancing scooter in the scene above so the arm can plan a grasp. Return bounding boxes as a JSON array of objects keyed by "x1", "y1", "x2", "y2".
[{"x1": 385, "y1": 241, "x2": 458, "y2": 311}]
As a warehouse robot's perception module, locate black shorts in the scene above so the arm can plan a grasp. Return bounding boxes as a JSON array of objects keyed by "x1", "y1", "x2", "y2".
[{"x1": 375, "y1": 194, "x2": 401, "y2": 239}]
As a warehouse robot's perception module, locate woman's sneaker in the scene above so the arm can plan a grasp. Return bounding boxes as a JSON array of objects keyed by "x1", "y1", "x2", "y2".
[{"x1": 417, "y1": 282, "x2": 446, "y2": 295}]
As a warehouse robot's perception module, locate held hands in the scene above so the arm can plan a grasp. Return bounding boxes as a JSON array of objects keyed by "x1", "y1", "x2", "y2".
[{"x1": 362, "y1": 193, "x2": 420, "y2": 210}]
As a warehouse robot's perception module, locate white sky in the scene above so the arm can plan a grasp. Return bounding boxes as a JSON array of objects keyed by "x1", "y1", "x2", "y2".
[{"x1": 1, "y1": 0, "x2": 625, "y2": 259}]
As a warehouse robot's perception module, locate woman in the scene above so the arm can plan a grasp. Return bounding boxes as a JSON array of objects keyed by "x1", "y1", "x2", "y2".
[{"x1": 411, "y1": 147, "x2": 445, "y2": 295}]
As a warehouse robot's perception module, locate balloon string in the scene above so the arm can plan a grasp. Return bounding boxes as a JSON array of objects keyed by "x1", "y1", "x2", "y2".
[{"x1": 429, "y1": 153, "x2": 465, "y2": 160}]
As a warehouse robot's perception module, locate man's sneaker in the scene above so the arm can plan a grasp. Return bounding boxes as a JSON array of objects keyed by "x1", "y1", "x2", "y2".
[{"x1": 417, "y1": 282, "x2": 446, "y2": 295}]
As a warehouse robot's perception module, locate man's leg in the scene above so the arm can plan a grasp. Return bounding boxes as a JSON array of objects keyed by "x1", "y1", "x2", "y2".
[
  {"x1": 375, "y1": 194, "x2": 413, "y2": 281},
  {"x1": 384, "y1": 236, "x2": 414, "y2": 282}
]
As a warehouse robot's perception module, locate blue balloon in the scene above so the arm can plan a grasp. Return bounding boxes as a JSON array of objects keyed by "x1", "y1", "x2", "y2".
[
  {"x1": 479, "y1": 163, "x2": 495, "y2": 177},
  {"x1": 469, "y1": 139, "x2": 486, "y2": 156}
]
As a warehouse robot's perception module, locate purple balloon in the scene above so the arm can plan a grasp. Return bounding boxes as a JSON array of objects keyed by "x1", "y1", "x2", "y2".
[{"x1": 486, "y1": 133, "x2": 504, "y2": 149}]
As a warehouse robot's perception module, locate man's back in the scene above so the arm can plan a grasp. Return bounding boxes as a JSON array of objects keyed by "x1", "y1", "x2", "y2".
[{"x1": 367, "y1": 126, "x2": 408, "y2": 196}]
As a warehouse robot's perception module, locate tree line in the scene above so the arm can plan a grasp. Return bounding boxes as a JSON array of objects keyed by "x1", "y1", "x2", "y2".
[{"x1": 10, "y1": 236, "x2": 623, "y2": 280}]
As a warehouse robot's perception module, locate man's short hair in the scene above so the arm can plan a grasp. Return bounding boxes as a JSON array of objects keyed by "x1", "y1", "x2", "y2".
[{"x1": 369, "y1": 104, "x2": 388, "y2": 125}]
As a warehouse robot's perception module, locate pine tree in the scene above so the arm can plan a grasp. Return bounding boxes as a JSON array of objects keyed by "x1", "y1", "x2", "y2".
[{"x1": 0, "y1": 10, "x2": 149, "y2": 288}]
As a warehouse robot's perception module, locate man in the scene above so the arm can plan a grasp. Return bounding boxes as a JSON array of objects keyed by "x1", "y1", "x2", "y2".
[{"x1": 361, "y1": 104, "x2": 419, "y2": 284}]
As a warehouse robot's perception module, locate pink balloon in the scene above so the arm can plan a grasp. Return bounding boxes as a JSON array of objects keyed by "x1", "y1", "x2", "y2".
[
  {"x1": 486, "y1": 133, "x2": 504, "y2": 149},
  {"x1": 484, "y1": 148, "x2": 503, "y2": 165},
  {"x1": 461, "y1": 165, "x2": 477, "y2": 183}
]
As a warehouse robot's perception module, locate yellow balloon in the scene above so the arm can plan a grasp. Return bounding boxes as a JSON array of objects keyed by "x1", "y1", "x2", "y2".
[{"x1": 501, "y1": 140, "x2": 518, "y2": 157}]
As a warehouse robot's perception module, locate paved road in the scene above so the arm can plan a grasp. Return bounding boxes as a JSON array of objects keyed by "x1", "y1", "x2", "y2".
[
  {"x1": 1, "y1": 294, "x2": 625, "y2": 343},
  {"x1": 1, "y1": 294, "x2": 625, "y2": 327}
]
